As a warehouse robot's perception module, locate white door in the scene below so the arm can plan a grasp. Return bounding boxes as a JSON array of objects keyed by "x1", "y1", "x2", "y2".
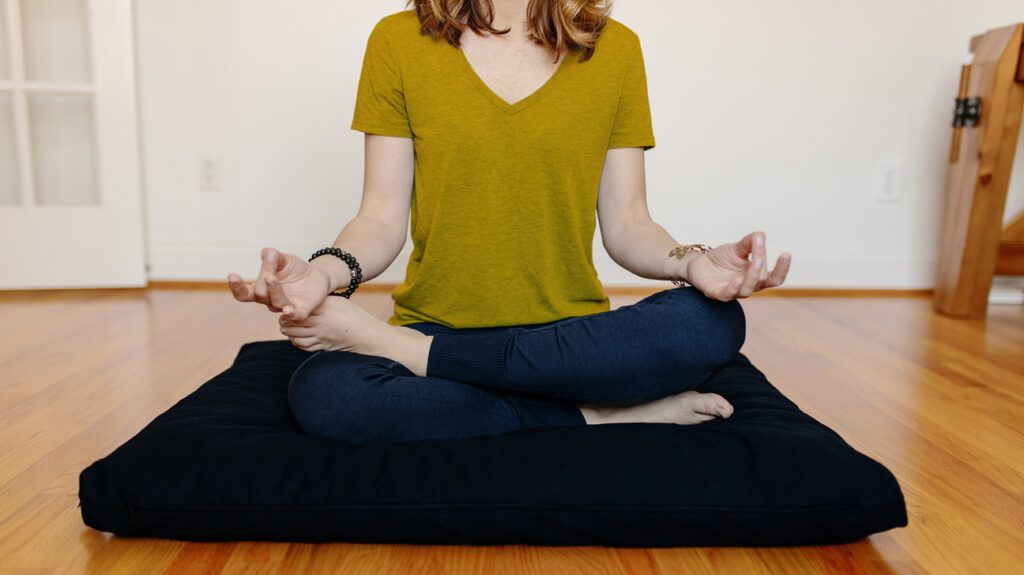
[{"x1": 0, "y1": 0, "x2": 145, "y2": 289}]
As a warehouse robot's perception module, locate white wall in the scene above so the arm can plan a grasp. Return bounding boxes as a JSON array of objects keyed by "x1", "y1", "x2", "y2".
[{"x1": 135, "y1": 0, "x2": 1024, "y2": 292}]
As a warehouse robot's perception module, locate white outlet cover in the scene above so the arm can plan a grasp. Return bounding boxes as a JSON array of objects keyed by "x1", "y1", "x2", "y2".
[
  {"x1": 873, "y1": 159, "x2": 903, "y2": 204},
  {"x1": 197, "y1": 154, "x2": 221, "y2": 193}
]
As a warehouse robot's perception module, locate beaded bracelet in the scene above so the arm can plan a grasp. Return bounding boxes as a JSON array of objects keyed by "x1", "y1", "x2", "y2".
[{"x1": 308, "y1": 247, "x2": 362, "y2": 298}]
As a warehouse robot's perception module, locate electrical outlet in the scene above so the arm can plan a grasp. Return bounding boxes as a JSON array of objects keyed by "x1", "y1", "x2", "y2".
[
  {"x1": 198, "y1": 155, "x2": 221, "y2": 193},
  {"x1": 874, "y1": 159, "x2": 902, "y2": 204}
]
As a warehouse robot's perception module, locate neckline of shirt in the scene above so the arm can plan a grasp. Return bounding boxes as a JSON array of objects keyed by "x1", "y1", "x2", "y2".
[{"x1": 452, "y1": 44, "x2": 576, "y2": 115}]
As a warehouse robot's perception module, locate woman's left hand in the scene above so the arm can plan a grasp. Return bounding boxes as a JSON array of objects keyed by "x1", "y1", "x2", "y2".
[{"x1": 684, "y1": 231, "x2": 791, "y2": 302}]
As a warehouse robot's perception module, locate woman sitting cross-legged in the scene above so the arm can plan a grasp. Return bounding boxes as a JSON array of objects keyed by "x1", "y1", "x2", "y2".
[{"x1": 228, "y1": 0, "x2": 791, "y2": 443}]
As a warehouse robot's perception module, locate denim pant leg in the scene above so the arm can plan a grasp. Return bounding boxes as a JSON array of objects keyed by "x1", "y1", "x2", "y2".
[
  {"x1": 426, "y1": 286, "x2": 747, "y2": 405},
  {"x1": 287, "y1": 322, "x2": 585, "y2": 443}
]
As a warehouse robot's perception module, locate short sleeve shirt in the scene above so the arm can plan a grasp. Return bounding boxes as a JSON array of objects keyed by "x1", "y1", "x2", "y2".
[{"x1": 352, "y1": 10, "x2": 656, "y2": 329}]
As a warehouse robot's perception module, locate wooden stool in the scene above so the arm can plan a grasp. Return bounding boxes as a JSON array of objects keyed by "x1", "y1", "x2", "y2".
[{"x1": 934, "y1": 23, "x2": 1024, "y2": 319}]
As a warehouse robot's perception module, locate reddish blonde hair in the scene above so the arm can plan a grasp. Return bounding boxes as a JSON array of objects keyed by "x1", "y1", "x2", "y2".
[{"x1": 405, "y1": 0, "x2": 612, "y2": 63}]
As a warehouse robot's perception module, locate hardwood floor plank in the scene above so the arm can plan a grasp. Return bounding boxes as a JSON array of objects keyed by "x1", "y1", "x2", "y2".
[
  {"x1": 164, "y1": 542, "x2": 238, "y2": 574},
  {"x1": 220, "y1": 541, "x2": 293, "y2": 575}
]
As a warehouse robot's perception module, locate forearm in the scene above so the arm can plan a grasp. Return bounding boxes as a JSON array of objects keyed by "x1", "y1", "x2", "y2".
[
  {"x1": 603, "y1": 218, "x2": 701, "y2": 284},
  {"x1": 311, "y1": 214, "x2": 406, "y2": 291}
]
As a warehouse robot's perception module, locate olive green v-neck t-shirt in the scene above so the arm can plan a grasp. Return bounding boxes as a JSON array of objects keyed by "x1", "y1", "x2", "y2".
[{"x1": 351, "y1": 10, "x2": 656, "y2": 329}]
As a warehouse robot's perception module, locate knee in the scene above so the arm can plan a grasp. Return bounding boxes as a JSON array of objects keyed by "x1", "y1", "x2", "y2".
[
  {"x1": 287, "y1": 352, "x2": 379, "y2": 441},
  {"x1": 664, "y1": 287, "x2": 746, "y2": 365},
  {"x1": 715, "y1": 295, "x2": 747, "y2": 358}
]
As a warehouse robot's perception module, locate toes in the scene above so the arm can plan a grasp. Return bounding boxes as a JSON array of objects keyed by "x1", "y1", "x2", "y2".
[
  {"x1": 690, "y1": 412, "x2": 716, "y2": 424},
  {"x1": 709, "y1": 393, "x2": 734, "y2": 418},
  {"x1": 694, "y1": 392, "x2": 734, "y2": 418},
  {"x1": 674, "y1": 390, "x2": 734, "y2": 424}
]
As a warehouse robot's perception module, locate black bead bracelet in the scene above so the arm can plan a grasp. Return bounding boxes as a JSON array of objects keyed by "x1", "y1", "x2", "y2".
[{"x1": 308, "y1": 247, "x2": 363, "y2": 299}]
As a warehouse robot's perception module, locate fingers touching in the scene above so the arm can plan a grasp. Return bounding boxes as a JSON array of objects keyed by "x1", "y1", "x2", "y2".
[
  {"x1": 230, "y1": 271, "x2": 286, "y2": 312},
  {"x1": 228, "y1": 247, "x2": 295, "y2": 310},
  {"x1": 228, "y1": 248, "x2": 324, "y2": 345},
  {"x1": 265, "y1": 273, "x2": 294, "y2": 313},
  {"x1": 736, "y1": 232, "x2": 767, "y2": 298},
  {"x1": 717, "y1": 231, "x2": 792, "y2": 300},
  {"x1": 253, "y1": 247, "x2": 287, "y2": 304}
]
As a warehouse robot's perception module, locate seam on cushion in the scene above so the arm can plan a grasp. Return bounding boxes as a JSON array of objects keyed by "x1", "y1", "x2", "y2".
[{"x1": 85, "y1": 500, "x2": 903, "y2": 515}]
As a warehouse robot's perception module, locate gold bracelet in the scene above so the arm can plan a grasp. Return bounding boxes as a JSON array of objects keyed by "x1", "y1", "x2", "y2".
[{"x1": 668, "y1": 243, "x2": 712, "y2": 287}]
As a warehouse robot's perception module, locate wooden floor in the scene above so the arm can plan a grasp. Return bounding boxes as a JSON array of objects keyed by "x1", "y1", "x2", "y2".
[{"x1": 1, "y1": 287, "x2": 1022, "y2": 574}]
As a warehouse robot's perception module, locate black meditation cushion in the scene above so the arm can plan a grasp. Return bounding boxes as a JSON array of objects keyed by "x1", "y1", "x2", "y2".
[{"x1": 78, "y1": 340, "x2": 907, "y2": 546}]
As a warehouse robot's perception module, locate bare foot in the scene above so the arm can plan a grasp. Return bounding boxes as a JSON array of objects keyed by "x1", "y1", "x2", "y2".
[
  {"x1": 393, "y1": 325, "x2": 424, "y2": 338},
  {"x1": 365, "y1": 322, "x2": 434, "y2": 377},
  {"x1": 280, "y1": 296, "x2": 435, "y2": 375},
  {"x1": 279, "y1": 296, "x2": 415, "y2": 352},
  {"x1": 579, "y1": 390, "x2": 734, "y2": 426},
  {"x1": 279, "y1": 296, "x2": 376, "y2": 351}
]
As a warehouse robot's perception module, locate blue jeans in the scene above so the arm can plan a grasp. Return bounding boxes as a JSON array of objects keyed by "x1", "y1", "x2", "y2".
[{"x1": 287, "y1": 286, "x2": 746, "y2": 443}]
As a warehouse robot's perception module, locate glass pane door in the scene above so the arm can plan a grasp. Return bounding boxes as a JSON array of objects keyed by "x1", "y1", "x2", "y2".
[
  {"x1": 1, "y1": 0, "x2": 98, "y2": 206},
  {"x1": 0, "y1": 3, "x2": 10, "y2": 79},
  {"x1": 0, "y1": 4, "x2": 16, "y2": 205},
  {"x1": 20, "y1": 0, "x2": 92, "y2": 82},
  {"x1": 28, "y1": 92, "x2": 98, "y2": 205},
  {"x1": 0, "y1": 93, "x2": 18, "y2": 205}
]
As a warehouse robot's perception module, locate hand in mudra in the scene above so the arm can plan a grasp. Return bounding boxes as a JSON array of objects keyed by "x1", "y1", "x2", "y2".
[
  {"x1": 227, "y1": 247, "x2": 332, "y2": 322},
  {"x1": 685, "y1": 231, "x2": 791, "y2": 301}
]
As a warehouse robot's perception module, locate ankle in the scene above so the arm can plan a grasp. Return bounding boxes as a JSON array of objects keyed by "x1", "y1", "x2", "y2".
[
  {"x1": 364, "y1": 326, "x2": 432, "y2": 377},
  {"x1": 354, "y1": 321, "x2": 392, "y2": 358},
  {"x1": 366, "y1": 322, "x2": 411, "y2": 354},
  {"x1": 395, "y1": 332, "x2": 432, "y2": 377}
]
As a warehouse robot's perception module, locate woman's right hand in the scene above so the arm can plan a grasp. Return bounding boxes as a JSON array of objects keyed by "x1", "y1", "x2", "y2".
[{"x1": 227, "y1": 247, "x2": 333, "y2": 322}]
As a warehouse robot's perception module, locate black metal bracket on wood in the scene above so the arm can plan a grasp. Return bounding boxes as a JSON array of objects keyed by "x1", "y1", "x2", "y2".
[{"x1": 953, "y1": 97, "x2": 982, "y2": 128}]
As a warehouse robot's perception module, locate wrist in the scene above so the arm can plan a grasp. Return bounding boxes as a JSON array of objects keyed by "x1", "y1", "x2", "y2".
[
  {"x1": 664, "y1": 250, "x2": 700, "y2": 283},
  {"x1": 680, "y1": 251, "x2": 704, "y2": 283},
  {"x1": 309, "y1": 255, "x2": 352, "y2": 292},
  {"x1": 666, "y1": 244, "x2": 713, "y2": 286}
]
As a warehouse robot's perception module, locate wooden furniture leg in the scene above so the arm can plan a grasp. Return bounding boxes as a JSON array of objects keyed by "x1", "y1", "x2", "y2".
[{"x1": 934, "y1": 24, "x2": 1024, "y2": 319}]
